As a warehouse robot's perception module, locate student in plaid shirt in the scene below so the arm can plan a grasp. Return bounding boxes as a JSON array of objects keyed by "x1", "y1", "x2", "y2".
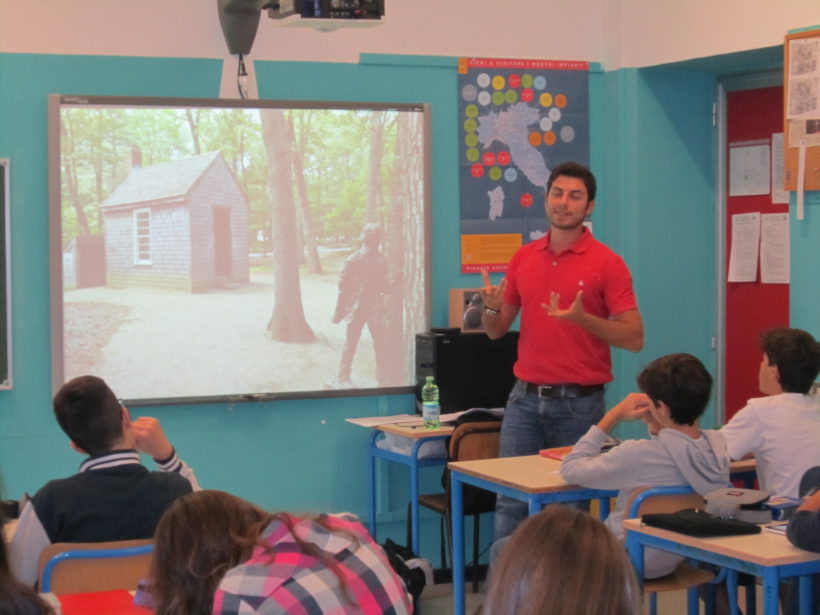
[{"x1": 151, "y1": 490, "x2": 413, "y2": 614}]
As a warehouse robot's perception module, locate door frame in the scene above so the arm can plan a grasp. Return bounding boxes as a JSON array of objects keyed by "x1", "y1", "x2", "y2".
[{"x1": 714, "y1": 69, "x2": 783, "y2": 424}]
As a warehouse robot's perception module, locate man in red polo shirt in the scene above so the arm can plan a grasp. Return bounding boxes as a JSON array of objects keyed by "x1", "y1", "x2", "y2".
[{"x1": 480, "y1": 161, "x2": 644, "y2": 548}]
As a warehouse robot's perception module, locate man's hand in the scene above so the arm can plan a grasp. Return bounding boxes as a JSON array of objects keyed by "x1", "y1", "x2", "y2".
[
  {"x1": 597, "y1": 393, "x2": 652, "y2": 433},
  {"x1": 542, "y1": 290, "x2": 584, "y2": 322},
  {"x1": 479, "y1": 268, "x2": 506, "y2": 311},
  {"x1": 132, "y1": 416, "x2": 174, "y2": 460}
]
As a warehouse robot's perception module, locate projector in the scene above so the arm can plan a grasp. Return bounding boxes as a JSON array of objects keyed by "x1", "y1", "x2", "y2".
[{"x1": 267, "y1": 0, "x2": 384, "y2": 20}]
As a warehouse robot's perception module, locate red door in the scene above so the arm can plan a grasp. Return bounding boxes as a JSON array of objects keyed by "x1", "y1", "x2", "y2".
[{"x1": 724, "y1": 86, "x2": 789, "y2": 419}]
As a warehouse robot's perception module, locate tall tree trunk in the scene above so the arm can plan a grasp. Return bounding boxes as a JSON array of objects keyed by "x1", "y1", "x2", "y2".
[
  {"x1": 260, "y1": 109, "x2": 314, "y2": 342},
  {"x1": 62, "y1": 115, "x2": 91, "y2": 236},
  {"x1": 365, "y1": 112, "x2": 384, "y2": 224},
  {"x1": 290, "y1": 112, "x2": 323, "y2": 274},
  {"x1": 185, "y1": 109, "x2": 202, "y2": 155}
]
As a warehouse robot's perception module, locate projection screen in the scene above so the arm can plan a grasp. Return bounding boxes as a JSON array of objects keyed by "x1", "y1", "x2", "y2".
[{"x1": 49, "y1": 95, "x2": 431, "y2": 405}]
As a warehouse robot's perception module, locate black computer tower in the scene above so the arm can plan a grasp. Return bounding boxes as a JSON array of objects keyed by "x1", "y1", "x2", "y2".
[{"x1": 415, "y1": 331, "x2": 519, "y2": 413}]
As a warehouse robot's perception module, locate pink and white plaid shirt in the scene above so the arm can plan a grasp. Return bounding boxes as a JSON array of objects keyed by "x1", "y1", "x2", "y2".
[{"x1": 212, "y1": 512, "x2": 413, "y2": 614}]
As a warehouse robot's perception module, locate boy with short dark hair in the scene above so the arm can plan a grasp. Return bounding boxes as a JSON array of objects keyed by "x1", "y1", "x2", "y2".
[
  {"x1": 9, "y1": 375, "x2": 200, "y2": 586},
  {"x1": 560, "y1": 353, "x2": 730, "y2": 579},
  {"x1": 720, "y1": 327, "x2": 820, "y2": 500}
]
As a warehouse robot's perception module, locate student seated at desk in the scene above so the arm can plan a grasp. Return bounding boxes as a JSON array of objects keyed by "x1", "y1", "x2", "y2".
[
  {"x1": 787, "y1": 466, "x2": 820, "y2": 552},
  {"x1": 719, "y1": 327, "x2": 820, "y2": 500},
  {"x1": 9, "y1": 375, "x2": 200, "y2": 587},
  {"x1": 560, "y1": 353, "x2": 730, "y2": 579},
  {"x1": 1, "y1": 503, "x2": 54, "y2": 615},
  {"x1": 150, "y1": 490, "x2": 412, "y2": 615},
  {"x1": 484, "y1": 505, "x2": 640, "y2": 615}
]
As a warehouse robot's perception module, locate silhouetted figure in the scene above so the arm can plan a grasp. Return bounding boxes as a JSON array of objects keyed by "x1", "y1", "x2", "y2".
[{"x1": 331, "y1": 224, "x2": 390, "y2": 387}]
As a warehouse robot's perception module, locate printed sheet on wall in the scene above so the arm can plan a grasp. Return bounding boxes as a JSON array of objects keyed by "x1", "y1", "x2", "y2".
[{"x1": 457, "y1": 58, "x2": 589, "y2": 273}]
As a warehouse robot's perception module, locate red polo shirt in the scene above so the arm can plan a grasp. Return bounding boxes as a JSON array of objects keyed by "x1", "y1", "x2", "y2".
[{"x1": 503, "y1": 228, "x2": 638, "y2": 385}]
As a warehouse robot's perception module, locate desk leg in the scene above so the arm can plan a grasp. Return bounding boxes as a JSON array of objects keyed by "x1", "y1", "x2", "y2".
[
  {"x1": 726, "y1": 569, "x2": 739, "y2": 615},
  {"x1": 760, "y1": 568, "x2": 779, "y2": 615},
  {"x1": 451, "y1": 474, "x2": 466, "y2": 615},
  {"x1": 528, "y1": 497, "x2": 540, "y2": 516},
  {"x1": 598, "y1": 496, "x2": 611, "y2": 520},
  {"x1": 368, "y1": 431, "x2": 378, "y2": 540},
  {"x1": 799, "y1": 575, "x2": 813, "y2": 615},
  {"x1": 410, "y1": 451, "x2": 420, "y2": 555}
]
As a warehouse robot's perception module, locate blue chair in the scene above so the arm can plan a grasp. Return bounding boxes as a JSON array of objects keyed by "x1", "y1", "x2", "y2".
[
  {"x1": 626, "y1": 485, "x2": 717, "y2": 615},
  {"x1": 38, "y1": 539, "x2": 154, "y2": 594}
]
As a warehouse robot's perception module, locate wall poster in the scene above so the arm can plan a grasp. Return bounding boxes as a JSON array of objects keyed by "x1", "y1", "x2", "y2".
[{"x1": 457, "y1": 57, "x2": 589, "y2": 273}]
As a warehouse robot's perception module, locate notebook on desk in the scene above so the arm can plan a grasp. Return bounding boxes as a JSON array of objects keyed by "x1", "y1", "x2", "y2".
[{"x1": 539, "y1": 436, "x2": 620, "y2": 461}]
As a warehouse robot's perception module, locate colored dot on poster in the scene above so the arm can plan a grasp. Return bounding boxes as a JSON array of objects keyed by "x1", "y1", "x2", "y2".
[
  {"x1": 539, "y1": 93, "x2": 553, "y2": 107},
  {"x1": 543, "y1": 131, "x2": 557, "y2": 145},
  {"x1": 560, "y1": 125, "x2": 576, "y2": 143},
  {"x1": 534, "y1": 75, "x2": 547, "y2": 90},
  {"x1": 464, "y1": 118, "x2": 477, "y2": 132},
  {"x1": 492, "y1": 75, "x2": 506, "y2": 90},
  {"x1": 520, "y1": 193, "x2": 534, "y2": 207},
  {"x1": 462, "y1": 84, "x2": 478, "y2": 102},
  {"x1": 504, "y1": 167, "x2": 518, "y2": 182},
  {"x1": 505, "y1": 90, "x2": 518, "y2": 104},
  {"x1": 521, "y1": 88, "x2": 534, "y2": 103},
  {"x1": 477, "y1": 73, "x2": 491, "y2": 88},
  {"x1": 465, "y1": 104, "x2": 479, "y2": 118},
  {"x1": 497, "y1": 151, "x2": 511, "y2": 165},
  {"x1": 465, "y1": 133, "x2": 479, "y2": 147},
  {"x1": 471, "y1": 163, "x2": 485, "y2": 178},
  {"x1": 555, "y1": 93, "x2": 568, "y2": 108},
  {"x1": 548, "y1": 107, "x2": 562, "y2": 122},
  {"x1": 489, "y1": 166, "x2": 503, "y2": 181},
  {"x1": 492, "y1": 91, "x2": 505, "y2": 106},
  {"x1": 483, "y1": 151, "x2": 497, "y2": 166},
  {"x1": 477, "y1": 91, "x2": 492, "y2": 106},
  {"x1": 466, "y1": 148, "x2": 480, "y2": 162},
  {"x1": 528, "y1": 132, "x2": 543, "y2": 147},
  {"x1": 521, "y1": 74, "x2": 534, "y2": 88},
  {"x1": 509, "y1": 74, "x2": 521, "y2": 88},
  {"x1": 539, "y1": 117, "x2": 553, "y2": 131}
]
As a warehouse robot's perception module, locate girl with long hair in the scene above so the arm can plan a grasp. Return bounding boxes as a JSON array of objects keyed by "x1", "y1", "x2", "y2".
[
  {"x1": 484, "y1": 505, "x2": 641, "y2": 615},
  {"x1": 151, "y1": 490, "x2": 412, "y2": 615}
]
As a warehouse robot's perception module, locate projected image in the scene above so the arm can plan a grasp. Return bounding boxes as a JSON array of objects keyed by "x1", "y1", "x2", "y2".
[{"x1": 52, "y1": 97, "x2": 429, "y2": 402}]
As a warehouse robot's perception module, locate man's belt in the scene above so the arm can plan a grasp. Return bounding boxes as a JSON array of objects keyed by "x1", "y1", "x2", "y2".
[{"x1": 524, "y1": 382, "x2": 605, "y2": 399}]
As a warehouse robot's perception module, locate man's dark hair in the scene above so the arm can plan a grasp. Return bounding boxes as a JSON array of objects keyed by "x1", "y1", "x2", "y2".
[
  {"x1": 636, "y1": 353, "x2": 712, "y2": 426},
  {"x1": 53, "y1": 375, "x2": 124, "y2": 456},
  {"x1": 546, "y1": 162, "x2": 597, "y2": 202},
  {"x1": 760, "y1": 327, "x2": 820, "y2": 394}
]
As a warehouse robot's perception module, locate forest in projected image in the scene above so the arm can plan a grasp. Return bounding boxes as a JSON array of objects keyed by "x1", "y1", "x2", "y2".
[{"x1": 51, "y1": 96, "x2": 429, "y2": 403}]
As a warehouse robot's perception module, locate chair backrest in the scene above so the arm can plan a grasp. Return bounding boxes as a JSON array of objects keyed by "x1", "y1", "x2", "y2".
[
  {"x1": 445, "y1": 421, "x2": 501, "y2": 514},
  {"x1": 448, "y1": 421, "x2": 501, "y2": 462},
  {"x1": 625, "y1": 485, "x2": 705, "y2": 519},
  {"x1": 38, "y1": 539, "x2": 154, "y2": 594}
]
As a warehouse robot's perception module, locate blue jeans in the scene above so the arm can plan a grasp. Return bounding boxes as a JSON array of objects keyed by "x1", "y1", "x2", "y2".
[{"x1": 492, "y1": 379, "x2": 605, "y2": 546}]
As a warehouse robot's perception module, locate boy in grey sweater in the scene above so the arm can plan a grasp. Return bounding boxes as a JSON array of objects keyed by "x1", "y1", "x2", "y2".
[{"x1": 561, "y1": 353, "x2": 730, "y2": 579}]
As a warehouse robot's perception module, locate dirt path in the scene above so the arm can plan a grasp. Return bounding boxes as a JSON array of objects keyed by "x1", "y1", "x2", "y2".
[{"x1": 63, "y1": 272, "x2": 383, "y2": 401}]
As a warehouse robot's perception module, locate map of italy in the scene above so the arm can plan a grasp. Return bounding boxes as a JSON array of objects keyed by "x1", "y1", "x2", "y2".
[{"x1": 476, "y1": 101, "x2": 550, "y2": 221}]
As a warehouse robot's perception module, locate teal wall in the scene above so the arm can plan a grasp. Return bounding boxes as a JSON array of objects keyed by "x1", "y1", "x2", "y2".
[{"x1": 0, "y1": 50, "x2": 817, "y2": 559}]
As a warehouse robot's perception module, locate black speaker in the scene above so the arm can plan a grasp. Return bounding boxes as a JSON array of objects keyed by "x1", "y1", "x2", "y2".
[{"x1": 415, "y1": 331, "x2": 519, "y2": 414}]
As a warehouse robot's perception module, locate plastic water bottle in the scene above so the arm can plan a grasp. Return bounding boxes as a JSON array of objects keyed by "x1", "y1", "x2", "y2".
[{"x1": 421, "y1": 376, "x2": 440, "y2": 429}]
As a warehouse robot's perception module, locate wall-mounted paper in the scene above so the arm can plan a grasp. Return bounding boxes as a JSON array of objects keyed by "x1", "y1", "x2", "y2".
[
  {"x1": 760, "y1": 213, "x2": 790, "y2": 284},
  {"x1": 729, "y1": 142, "x2": 770, "y2": 196},
  {"x1": 728, "y1": 212, "x2": 760, "y2": 283}
]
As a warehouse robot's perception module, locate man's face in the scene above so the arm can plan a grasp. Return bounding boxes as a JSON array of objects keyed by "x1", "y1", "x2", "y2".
[{"x1": 545, "y1": 175, "x2": 595, "y2": 231}]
